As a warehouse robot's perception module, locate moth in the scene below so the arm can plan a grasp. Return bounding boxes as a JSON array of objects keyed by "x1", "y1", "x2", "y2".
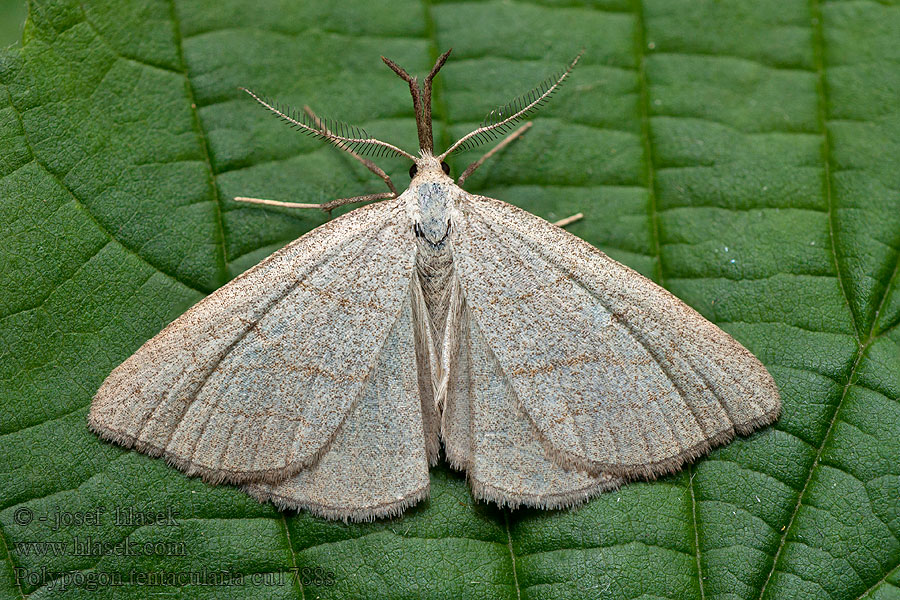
[{"x1": 90, "y1": 50, "x2": 781, "y2": 522}]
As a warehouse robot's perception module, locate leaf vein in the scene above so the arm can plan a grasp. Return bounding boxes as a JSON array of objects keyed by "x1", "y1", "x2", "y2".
[
  {"x1": 855, "y1": 562, "x2": 900, "y2": 600},
  {"x1": 1, "y1": 87, "x2": 206, "y2": 295},
  {"x1": 166, "y1": 0, "x2": 228, "y2": 279}
]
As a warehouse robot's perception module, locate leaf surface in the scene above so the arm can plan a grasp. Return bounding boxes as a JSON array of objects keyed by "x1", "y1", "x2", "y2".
[{"x1": 1, "y1": 1, "x2": 898, "y2": 598}]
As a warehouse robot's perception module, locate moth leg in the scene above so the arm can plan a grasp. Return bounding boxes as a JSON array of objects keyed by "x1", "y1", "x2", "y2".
[
  {"x1": 234, "y1": 192, "x2": 396, "y2": 213},
  {"x1": 319, "y1": 192, "x2": 397, "y2": 212},
  {"x1": 552, "y1": 213, "x2": 583, "y2": 228},
  {"x1": 456, "y1": 121, "x2": 533, "y2": 186},
  {"x1": 304, "y1": 106, "x2": 398, "y2": 195}
]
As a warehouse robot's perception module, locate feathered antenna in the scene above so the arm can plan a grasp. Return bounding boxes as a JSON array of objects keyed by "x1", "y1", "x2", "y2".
[
  {"x1": 438, "y1": 51, "x2": 583, "y2": 160},
  {"x1": 240, "y1": 88, "x2": 416, "y2": 161}
]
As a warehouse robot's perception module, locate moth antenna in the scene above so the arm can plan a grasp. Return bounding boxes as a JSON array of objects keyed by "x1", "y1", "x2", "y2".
[
  {"x1": 438, "y1": 51, "x2": 583, "y2": 160},
  {"x1": 303, "y1": 105, "x2": 398, "y2": 194},
  {"x1": 240, "y1": 88, "x2": 416, "y2": 161}
]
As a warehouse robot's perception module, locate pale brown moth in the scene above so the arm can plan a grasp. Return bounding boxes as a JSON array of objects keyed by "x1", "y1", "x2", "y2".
[{"x1": 89, "y1": 50, "x2": 781, "y2": 522}]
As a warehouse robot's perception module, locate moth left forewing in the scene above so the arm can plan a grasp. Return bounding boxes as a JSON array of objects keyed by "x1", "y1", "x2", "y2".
[
  {"x1": 89, "y1": 199, "x2": 426, "y2": 487},
  {"x1": 450, "y1": 194, "x2": 781, "y2": 481}
]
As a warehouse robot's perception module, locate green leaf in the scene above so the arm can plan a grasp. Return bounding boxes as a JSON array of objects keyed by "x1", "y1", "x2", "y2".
[
  {"x1": 2, "y1": 0, "x2": 898, "y2": 598},
  {"x1": 0, "y1": 1, "x2": 26, "y2": 48}
]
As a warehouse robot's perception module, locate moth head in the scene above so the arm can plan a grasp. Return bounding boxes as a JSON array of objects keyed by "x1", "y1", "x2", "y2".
[{"x1": 409, "y1": 153, "x2": 451, "y2": 183}]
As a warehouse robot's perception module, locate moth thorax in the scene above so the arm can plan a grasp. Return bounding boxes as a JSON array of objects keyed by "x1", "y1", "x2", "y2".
[{"x1": 414, "y1": 182, "x2": 454, "y2": 246}]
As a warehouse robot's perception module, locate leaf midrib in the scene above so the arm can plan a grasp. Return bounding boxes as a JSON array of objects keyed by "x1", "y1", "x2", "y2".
[{"x1": 634, "y1": 3, "x2": 706, "y2": 600}]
